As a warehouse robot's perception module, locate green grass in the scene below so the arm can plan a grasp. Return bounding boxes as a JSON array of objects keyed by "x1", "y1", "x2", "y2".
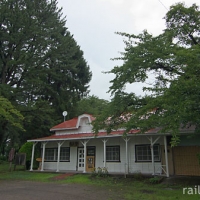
[
  {"x1": 0, "y1": 161, "x2": 199, "y2": 199},
  {"x1": 0, "y1": 161, "x2": 58, "y2": 181},
  {"x1": 58, "y1": 174, "x2": 92, "y2": 184}
]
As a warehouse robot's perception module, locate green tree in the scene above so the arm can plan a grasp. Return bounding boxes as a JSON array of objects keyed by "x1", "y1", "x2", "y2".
[
  {"x1": 0, "y1": 96, "x2": 24, "y2": 154},
  {"x1": 0, "y1": 0, "x2": 91, "y2": 149},
  {"x1": 75, "y1": 95, "x2": 109, "y2": 117},
  {"x1": 93, "y1": 3, "x2": 200, "y2": 145}
]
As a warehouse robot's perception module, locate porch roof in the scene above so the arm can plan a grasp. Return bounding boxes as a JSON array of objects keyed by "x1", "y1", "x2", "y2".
[
  {"x1": 27, "y1": 125, "x2": 197, "y2": 142},
  {"x1": 27, "y1": 128, "x2": 165, "y2": 142}
]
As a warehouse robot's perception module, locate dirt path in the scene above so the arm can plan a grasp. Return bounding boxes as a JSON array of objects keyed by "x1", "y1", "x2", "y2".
[{"x1": 0, "y1": 180, "x2": 124, "y2": 200}]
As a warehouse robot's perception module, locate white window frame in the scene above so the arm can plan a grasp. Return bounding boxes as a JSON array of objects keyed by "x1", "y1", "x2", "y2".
[
  {"x1": 106, "y1": 146, "x2": 120, "y2": 162},
  {"x1": 135, "y1": 144, "x2": 160, "y2": 162},
  {"x1": 60, "y1": 147, "x2": 70, "y2": 161},
  {"x1": 45, "y1": 147, "x2": 70, "y2": 162}
]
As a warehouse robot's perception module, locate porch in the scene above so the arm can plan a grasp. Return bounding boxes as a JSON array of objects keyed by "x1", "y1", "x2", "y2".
[{"x1": 28, "y1": 134, "x2": 170, "y2": 177}]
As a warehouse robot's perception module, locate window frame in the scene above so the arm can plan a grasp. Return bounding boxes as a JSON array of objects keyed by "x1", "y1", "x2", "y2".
[
  {"x1": 106, "y1": 145, "x2": 120, "y2": 162},
  {"x1": 44, "y1": 147, "x2": 70, "y2": 162},
  {"x1": 60, "y1": 147, "x2": 70, "y2": 162},
  {"x1": 135, "y1": 144, "x2": 161, "y2": 162}
]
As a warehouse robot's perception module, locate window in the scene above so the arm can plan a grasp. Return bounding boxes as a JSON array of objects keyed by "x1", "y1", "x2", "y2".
[
  {"x1": 60, "y1": 147, "x2": 70, "y2": 161},
  {"x1": 135, "y1": 144, "x2": 160, "y2": 162},
  {"x1": 45, "y1": 147, "x2": 70, "y2": 162},
  {"x1": 87, "y1": 146, "x2": 95, "y2": 156},
  {"x1": 45, "y1": 148, "x2": 57, "y2": 161},
  {"x1": 106, "y1": 146, "x2": 120, "y2": 162}
]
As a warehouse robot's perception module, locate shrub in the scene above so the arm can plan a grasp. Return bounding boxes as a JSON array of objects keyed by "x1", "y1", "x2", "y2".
[
  {"x1": 92, "y1": 167, "x2": 109, "y2": 177},
  {"x1": 19, "y1": 142, "x2": 40, "y2": 169},
  {"x1": 19, "y1": 142, "x2": 33, "y2": 161},
  {"x1": 0, "y1": 155, "x2": 6, "y2": 164},
  {"x1": 0, "y1": 155, "x2": 6, "y2": 161},
  {"x1": 133, "y1": 171, "x2": 144, "y2": 180},
  {"x1": 148, "y1": 176, "x2": 163, "y2": 184}
]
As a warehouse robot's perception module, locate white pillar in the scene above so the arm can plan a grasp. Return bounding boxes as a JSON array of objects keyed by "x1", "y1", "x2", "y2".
[
  {"x1": 150, "y1": 139, "x2": 155, "y2": 175},
  {"x1": 81, "y1": 140, "x2": 89, "y2": 173},
  {"x1": 102, "y1": 139, "x2": 108, "y2": 168},
  {"x1": 30, "y1": 142, "x2": 38, "y2": 171},
  {"x1": 147, "y1": 136, "x2": 160, "y2": 175},
  {"x1": 164, "y1": 136, "x2": 169, "y2": 177},
  {"x1": 56, "y1": 141, "x2": 64, "y2": 172},
  {"x1": 41, "y1": 142, "x2": 47, "y2": 171},
  {"x1": 123, "y1": 137, "x2": 130, "y2": 175}
]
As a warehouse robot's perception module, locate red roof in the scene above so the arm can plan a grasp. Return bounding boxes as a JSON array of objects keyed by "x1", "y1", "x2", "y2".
[
  {"x1": 50, "y1": 114, "x2": 95, "y2": 131},
  {"x1": 50, "y1": 117, "x2": 78, "y2": 130}
]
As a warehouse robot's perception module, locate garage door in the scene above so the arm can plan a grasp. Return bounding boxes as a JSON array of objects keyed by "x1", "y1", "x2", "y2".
[{"x1": 174, "y1": 146, "x2": 200, "y2": 176}]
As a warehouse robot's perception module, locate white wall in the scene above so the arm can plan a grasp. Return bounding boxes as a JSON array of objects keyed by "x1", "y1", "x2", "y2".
[
  {"x1": 42, "y1": 135, "x2": 164, "y2": 174},
  {"x1": 44, "y1": 141, "x2": 77, "y2": 171}
]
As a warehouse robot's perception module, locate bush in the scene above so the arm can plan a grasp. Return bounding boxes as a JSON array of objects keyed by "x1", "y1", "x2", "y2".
[
  {"x1": 19, "y1": 142, "x2": 40, "y2": 170},
  {"x1": 0, "y1": 155, "x2": 7, "y2": 164},
  {"x1": 19, "y1": 142, "x2": 33, "y2": 161},
  {"x1": 148, "y1": 176, "x2": 163, "y2": 184},
  {"x1": 92, "y1": 167, "x2": 109, "y2": 177},
  {"x1": 0, "y1": 155, "x2": 7, "y2": 161},
  {"x1": 132, "y1": 171, "x2": 144, "y2": 180}
]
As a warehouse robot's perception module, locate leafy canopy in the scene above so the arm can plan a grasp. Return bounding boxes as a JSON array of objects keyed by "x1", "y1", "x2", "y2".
[
  {"x1": 75, "y1": 95, "x2": 109, "y2": 117},
  {"x1": 0, "y1": 0, "x2": 92, "y2": 150},
  {"x1": 93, "y1": 3, "x2": 200, "y2": 145}
]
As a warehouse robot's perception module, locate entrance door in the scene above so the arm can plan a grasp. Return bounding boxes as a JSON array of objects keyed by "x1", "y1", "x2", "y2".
[
  {"x1": 86, "y1": 147, "x2": 95, "y2": 172},
  {"x1": 77, "y1": 147, "x2": 95, "y2": 172},
  {"x1": 78, "y1": 148, "x2": 85, "y2": 171}
]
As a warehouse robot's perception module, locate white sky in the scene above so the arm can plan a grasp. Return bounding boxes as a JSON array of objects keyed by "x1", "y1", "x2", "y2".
[{"x1": 57, "y1": 0, "x2": 199, "y2": 100}]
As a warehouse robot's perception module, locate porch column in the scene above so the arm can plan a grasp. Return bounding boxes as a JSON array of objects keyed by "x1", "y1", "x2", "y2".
[
  {"x1": 164, "y1": 136, "x2": 169, "y2": 177},
  {"x1": 123, "y1": 137, "x2": 130, "y2": 175},
  {"x1": 30, "y1": 142, "x2": 38, "y2": 171},
  {"x1": 102, "y1": 139, "x2": 108, "y2": 168},
  {"x1": 81, "y1": 140, "x2": 89, "y2": 173},
  {"x1": 147, "y1": 136, "x2": 160, "y2": 175},
  {"x1": 41, "y1": 142, "x2": 48, "y2": 171},
  {"x1": 56, "y1": 141, "x2": 65, "y2": 172}
]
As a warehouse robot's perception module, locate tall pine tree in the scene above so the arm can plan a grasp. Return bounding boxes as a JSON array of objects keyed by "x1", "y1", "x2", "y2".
[{"x1": 0, "y1": 0, "x2": 91, "y2": 150}]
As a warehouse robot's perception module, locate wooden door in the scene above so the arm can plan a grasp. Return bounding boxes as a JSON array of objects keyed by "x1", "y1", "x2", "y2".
[
  {"x1": 86, "y1": 147, "x2": 95, "y2": 172},
  {"x1": 86, "y1": 156, "x2": 95, "y2": 172}
]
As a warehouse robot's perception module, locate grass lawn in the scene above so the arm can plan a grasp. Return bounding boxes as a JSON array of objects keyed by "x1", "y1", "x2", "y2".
[{"x1": 0, "y1": 161, "x2": 199, "y2": 200}]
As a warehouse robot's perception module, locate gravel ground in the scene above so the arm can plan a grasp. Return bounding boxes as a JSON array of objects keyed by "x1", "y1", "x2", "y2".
[{"x1": 0, "y1": 180, "x2": 124, "y2": 200}]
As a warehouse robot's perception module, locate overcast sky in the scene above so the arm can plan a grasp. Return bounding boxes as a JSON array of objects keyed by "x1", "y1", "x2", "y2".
[{"x1": 57, "y1": 0, "x2": 199, "y2": 100}]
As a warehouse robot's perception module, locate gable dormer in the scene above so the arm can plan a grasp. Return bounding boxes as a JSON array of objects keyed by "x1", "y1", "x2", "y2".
[{"x1": 50, "y1": 114, "x2": 95, "y2": 135}]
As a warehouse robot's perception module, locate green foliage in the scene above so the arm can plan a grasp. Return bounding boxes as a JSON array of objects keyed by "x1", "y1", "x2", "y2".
[
  {"x1": 93, "y1": 3, "x2": 200, "y2": 144},
  {"x1": 148, "y1": 176, "x2": 163, "y2": 184},
  {"x1": 18, "y1": 142, "x2": 33, "y2": 161},
  {"x1": 0, "y1": 96, "x2": 24, "y2": 130},
  {"x1": 92, "y1": 167, "x2": 109, "y2": 177},
  {"x1": 0, "y1": 96, "x2": 24, "y2": 154},
  {"x1": 0, "y1": 0, "x2": 92, "y2": 150},
  {"x1": 0, "y1": 155, "x2": 6, "y2": 164},
  {"x1": 19, "y1": 142, "x2": 40, "y2": 166},
  {"x1": 75, "y1": 95, "x2": 109, "y2": 117},
  {"x1": 132, "y1": 171, "x2": 144, "y2": 181}
]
